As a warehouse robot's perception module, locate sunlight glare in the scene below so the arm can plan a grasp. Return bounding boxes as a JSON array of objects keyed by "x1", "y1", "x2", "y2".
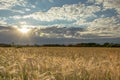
[{"x1": 18, "y1": 27, "x2": 30, "y2": 34}]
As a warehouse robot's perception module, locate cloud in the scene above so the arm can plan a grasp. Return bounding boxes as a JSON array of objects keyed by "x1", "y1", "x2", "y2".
[
  {"x1": 103, "y1": 0, "x2": 120, "y2": 14},
  {"x1": 35, "y1": 26, "x2": 85, "y2": 39},
  {"x1": 48, "y1": 0, "x2": 54, "y2": 3},
  {"x1": 81, "y1": 17, "x2": 120, "y2": 38},
  {"x1": 38, "y1": 0, "x2": 54, "y2": 3},
  {"x1": 0, "y1": 26, "x2": 14, "y2": 32},
  {"x1": 88, "y1": 17, "x2": 119, "y2": 28},
  {"x1": 0, "y1": 20, "x2": 7, "y2": 25},
  {"x1": 30, "y1": 20, "x2": 120, "y2": 39},
  {"x1": 11, "y1": 3, "x2": 100, "y2": 22},
  {"x1": 0, "y1": 25, "x2": 29, "y2": 44},
  {"x1": 87, "y1": 0, "x2": 120, "y2": 14},
  {"x1": 0, "y1": 0, "x2": 27, "y2": 10},
  {"x1": 0, "y1": 24, "x2": 120, "y2": 44},
  {"x1": 0, "y1": 0, "x2": 35, "y2": 14}
]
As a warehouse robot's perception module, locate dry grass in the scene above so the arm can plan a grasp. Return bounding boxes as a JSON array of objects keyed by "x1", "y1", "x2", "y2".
[{"x1": 0, "y1": 47, "x2": 120, "y2": 80}]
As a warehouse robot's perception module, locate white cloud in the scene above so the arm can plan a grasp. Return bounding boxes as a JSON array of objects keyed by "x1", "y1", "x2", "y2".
[
  {"x1": 11, "y1": 9, "x2": 25, "y2": 14},
  {"x1": 28, "y1": 16, "x2": 120, "y2": 38},
  {"x1": 9, "y1": 15, "x2": 21, "y2": 20},
  {"x1": 40, "y1": 0, "x2": 54, "y2": 3},
  {"x1": 0, "y1": 0, "x2": 16, "y2": 9},
  {"x1": 89, "y1": 17, "x2": 118, "y2": 29},
  {"x1": 18, "y1": 21, "x2": 28, "y2": 25},
  {"x1": 48, "y1": 0, "x2": 54, "y2": 3},
  {"x1": 0, "y1": 20, "x2": 7, "y2": 25},
  {"x1": 83, "y1": 17, "x2": 120, "y2": 38},
  {"x1": 87, "y1": 0, "x2": 120, "y2": 14},
  {"x1": 103, "y1": 0, "x2": 120, "y2": 14},
  {"x1": 0, "y1": 0, "x2": 34, "y2": 14},
  {"x1": 73, "y1": 19, "x2": 88, "y2": 26},
  {"x1": 25, "y1": 8, "x2": 31, "y2": 11},
  {"x1": 12, "y1": 3, "x2": 100, "y2": 22},
  {"x1": 0, "y1": 0, "x2": 27, "y2": 10}
]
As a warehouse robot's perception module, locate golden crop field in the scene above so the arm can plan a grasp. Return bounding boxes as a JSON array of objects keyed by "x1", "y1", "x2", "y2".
[{"x1": 0, "y1": 47, "x2": 120, "y2": 80}]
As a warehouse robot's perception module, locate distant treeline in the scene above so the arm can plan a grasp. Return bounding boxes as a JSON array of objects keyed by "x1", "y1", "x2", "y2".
[
  {"x1": 42, "y1": 43, "x2": 120, "y2": 47},
  {"x1": 0, "y1": 43, "x2": 120, "y2": 47}
]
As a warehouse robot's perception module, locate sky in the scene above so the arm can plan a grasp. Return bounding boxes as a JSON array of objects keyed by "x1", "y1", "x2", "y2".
[{"x1": 0, "y1": 0, "x2": 120, "y2": 44}]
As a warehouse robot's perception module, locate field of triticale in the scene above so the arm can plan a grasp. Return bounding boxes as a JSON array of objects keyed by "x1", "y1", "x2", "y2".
[{"x1": 0, "y1": 47, "x2": 120, "y2": 80}]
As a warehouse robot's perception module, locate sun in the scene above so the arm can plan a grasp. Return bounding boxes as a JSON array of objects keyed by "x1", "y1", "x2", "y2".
[{"x1": 18, "y1": 27, "x2": 30, "y2": 34}]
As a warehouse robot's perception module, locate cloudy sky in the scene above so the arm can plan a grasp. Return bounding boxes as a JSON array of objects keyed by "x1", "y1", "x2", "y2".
[{"x1": 0, "y1": 0, "x2": 120, "y2": 44}]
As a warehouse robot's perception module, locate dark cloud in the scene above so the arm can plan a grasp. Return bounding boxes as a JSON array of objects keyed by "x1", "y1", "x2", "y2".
[
  {"x1": 0, "y1": 25, "x2": 120, "y2": 44},
  {"x1": 0, "y1": 26, "x2": 13, "y2": 30},
  {"x1": 36, "y1": 26, "x2": 85, "y2": 38}
]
